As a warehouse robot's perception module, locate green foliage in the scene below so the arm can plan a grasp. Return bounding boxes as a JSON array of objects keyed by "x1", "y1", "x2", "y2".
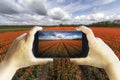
[
  {"x1": 80, "y1": 66, "x2": 109, "y2": 80},
  {"x1": 0, "y1": 26, "x2": 32, "y2": 33},
  {"x1": 47, "y1": 59, "x2": 81, "y2": 80},
  {"x1": 88, "y1": 21, "x2": 120, "y2": 27},
  {"x1": 12, "y1": 65, "x2": 41, "y2": 80}
]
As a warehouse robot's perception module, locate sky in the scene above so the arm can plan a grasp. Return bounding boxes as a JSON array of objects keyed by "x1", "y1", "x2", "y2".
[
  {"x1": 0, "y1": 0, "x2": 120, "y2": 25},
  {"x1": 38, "y1": 31, "x2": 82, "y2": 40}
]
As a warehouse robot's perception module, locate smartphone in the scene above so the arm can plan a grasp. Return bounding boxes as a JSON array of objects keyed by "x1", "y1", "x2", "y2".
[{"x1": 33, "y1": 30, "x2": 89, "y2": 58}]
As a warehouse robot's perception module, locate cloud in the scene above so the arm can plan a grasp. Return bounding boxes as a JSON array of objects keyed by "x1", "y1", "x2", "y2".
[
  {"x1": 48, "y1": 7, "x2": 71, "y2": 20},
  {"x1": 56, "y1": 0, "x2": 65, "y2": 3},
  {"x1": 63, "y1": 1, "x2": 91, "y2": 13},
  {"x1": 90, "y1": 0, "x2": 116, "y2": 7},
  {"x1": 61, "y1": 0, "x2": 116, "y2": 14},
  {"x1": 0, "y1": 13, "x2": 46, "y2": 25},
  {"x1": 74, "y1": 12, "x2": 120, "y2": 24},
  {"x1": 39, "y1": 33, "x2": 81, "y2": 40},
  {"x1": 0, "y1": 0, "x2": 47, "y2": 15},
  {"x1": 105, "y1": 13, "x2": 120, "y2": 20},
  {"x1": 74, "y1": 12, "x2": 105, "y2": 21},
  {"x1": 100, "y1": 0, "x2": 116, "y2": 4},
  {"x1": 55, "y1": 33, "x2": 65, "y2": 38},
  {"x1": 0, "y1": 0, "x2": 119, "y2": 25},
  {"x1": 0, "y1": 0, "x2": 25, "y2": 14},
  {"x1": 25, "y1": 0, "x2": 47, "y2": 15}
]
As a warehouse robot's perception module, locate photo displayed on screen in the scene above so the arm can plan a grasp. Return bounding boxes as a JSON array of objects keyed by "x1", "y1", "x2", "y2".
[{"x1": 38, "y1": 31, "x2": 82, "y2": 58}]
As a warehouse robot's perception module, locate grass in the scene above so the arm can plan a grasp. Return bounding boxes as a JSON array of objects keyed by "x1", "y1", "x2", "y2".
[{"x1": 0, "y1": 26, "x2": 32, "y2": 33}]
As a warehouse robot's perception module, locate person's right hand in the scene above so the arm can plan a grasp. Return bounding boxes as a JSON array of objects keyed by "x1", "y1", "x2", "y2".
[{"x1": 71, "y1": 26, "x2": 119, "y2": 69}]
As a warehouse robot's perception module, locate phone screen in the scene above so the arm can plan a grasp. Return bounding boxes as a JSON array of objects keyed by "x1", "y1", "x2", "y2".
[{"x1": 33, "y1": 31, "x2": 88, "y2": 58}]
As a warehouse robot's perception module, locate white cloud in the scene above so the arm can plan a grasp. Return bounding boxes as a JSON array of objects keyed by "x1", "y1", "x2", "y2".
[
  {"x1": 0, "y1": 0, "x2": 119, "y2": 25},
  {"x1": 39, "y1": 33, "x2": 81, "y2": 40},
  {"x1": 105, "y1": 13, "x2": 120, "y2": 20},
  {"x1": 74, "y1": 12, "x2": 120, "y2": 23},
  {"x1": 66, "y1": 35, "x2": 81, "y2": 39},
  {"x1": 48, "y1": 7, "x2": 71, "y2": 20},
  {"x1": 100, "y1": 0, "x2": 116, "y2": 4},
  {"x1": 90, "y1": 13, "x2": 104, "y2": 20},
  {"x1": 74, "y1": 12, "x2": 105, "y2": 21},
  {"x1": 74, "y1": 15, "x2": 85, "y2": 20},
  {"x1": 0, "y1": 13, "x2": 46, "y2": 25},
  {"x1": 23, "y1": 14, "x2": 45, "y2": 21},
  {"x1": 56, "y1": 33, "x2": 65, "y2": 39}
]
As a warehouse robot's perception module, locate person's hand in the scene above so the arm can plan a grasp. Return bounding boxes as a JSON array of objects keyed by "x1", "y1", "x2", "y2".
[
  {"x1": 71, "y1": 26, "x2": 119, "y2": 69},
  {"x1": 3, "y1": 26, "x2": 53, "y2": 69}
]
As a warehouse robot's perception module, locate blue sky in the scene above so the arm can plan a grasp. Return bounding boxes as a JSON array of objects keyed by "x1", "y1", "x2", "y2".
[
  {"x1": 38, "y1": 31, "x2": 82, "y2": 40},
  {"x1": 0, "y1": 0, "x2": 120, "y2": 25}
]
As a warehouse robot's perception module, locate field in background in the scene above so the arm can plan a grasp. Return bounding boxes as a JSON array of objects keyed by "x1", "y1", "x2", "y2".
[
  {"x1": 0, "y1": 26, "x2": 32, "y2": 33},
  {"x1": 0, "y1": 26, "x2": 120, "y2": 80}
]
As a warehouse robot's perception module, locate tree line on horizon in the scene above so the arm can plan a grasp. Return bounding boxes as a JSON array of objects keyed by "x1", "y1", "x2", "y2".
[{"x1": 0, "y1": 20, "x2": 120, "y2": 27}]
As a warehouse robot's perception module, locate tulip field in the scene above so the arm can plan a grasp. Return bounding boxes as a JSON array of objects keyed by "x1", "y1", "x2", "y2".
[{"x1": 0, "y1": 26, "x2": 120, "y2": 80}]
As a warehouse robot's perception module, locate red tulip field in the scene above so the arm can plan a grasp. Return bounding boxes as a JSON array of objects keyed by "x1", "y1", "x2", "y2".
[{"x1": 0, "y1": 26, "x2": 120, "y2": 80}]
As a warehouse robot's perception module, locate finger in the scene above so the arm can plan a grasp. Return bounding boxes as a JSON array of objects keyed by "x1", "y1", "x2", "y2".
[
  {"x1": 33, "y1": 58, "x2": 53, "y2": 65},
  {"x1": 26, "y1": 26, "x2": 43, "y2": 44},
  {"x1": 76, "y1": 26, "x2": 96, "y2": 44},
  {"x1": 11, "y1": 33, "x2": 27, "y2": 48},
  {"x1": 16, "y1": 33, "x2": 27, "y2": 41},
  {"x1": 6, "y1": 33, "x2": 27, "y2": 54},
  {"x1": 7, "y1": 40, "x2": 17, "y2": 52},
  {"x1": 70, "y1": 58, "x2": 89, "y2": 65}
]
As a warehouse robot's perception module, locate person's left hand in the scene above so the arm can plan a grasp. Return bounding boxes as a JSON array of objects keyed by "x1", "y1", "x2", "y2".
[{"x1": 3, "y1": 26, "x2": 53, "y2": 69}]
